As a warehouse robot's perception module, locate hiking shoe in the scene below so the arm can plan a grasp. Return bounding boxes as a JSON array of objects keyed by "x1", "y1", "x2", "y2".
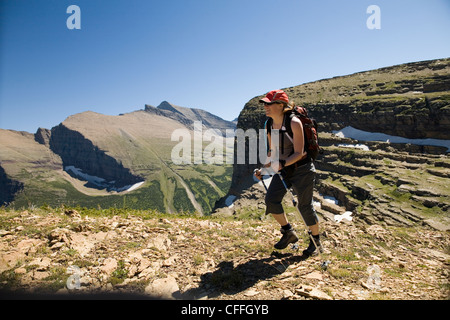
[
  {"x1": 302, "y1": 233, "x2": 323, "y2": 257},
  {"x1": 274, "y1": 228, "x2": 299, "y2": 250}
]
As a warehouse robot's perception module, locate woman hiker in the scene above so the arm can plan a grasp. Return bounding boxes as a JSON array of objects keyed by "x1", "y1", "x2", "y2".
[{"x1": 254, "y1": 89, "x2": 321, "y2": 257}]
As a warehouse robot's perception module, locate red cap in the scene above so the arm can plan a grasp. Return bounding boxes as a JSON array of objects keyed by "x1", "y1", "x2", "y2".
[{"x1": 259, "y1": 89, "x2": 289, "y2": 104}]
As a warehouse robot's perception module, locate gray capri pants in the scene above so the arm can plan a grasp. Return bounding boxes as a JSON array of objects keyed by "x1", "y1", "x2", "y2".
[{"x1": 265, "y1": 161, "x2": 318, "y2": 226}]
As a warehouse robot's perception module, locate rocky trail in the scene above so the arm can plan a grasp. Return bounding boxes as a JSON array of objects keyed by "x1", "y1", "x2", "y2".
[{"x1": 0, "y1": 207, "x2": 448, "y2": 300}]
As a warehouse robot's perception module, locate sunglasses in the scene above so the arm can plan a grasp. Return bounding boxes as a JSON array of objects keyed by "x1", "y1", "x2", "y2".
[{"x1": 263, "y1": 102, "x2": 282, "y2": 106}]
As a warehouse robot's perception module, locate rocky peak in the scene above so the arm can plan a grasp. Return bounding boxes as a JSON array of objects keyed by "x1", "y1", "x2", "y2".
[
  {"x1": 157, "y1": 101, "x2": 183, "y2": 114},
  {"x1": 34, "y1": 127, "x2": 51, "y2": 148},
  {"x1": 145, "y1": 101, "x2": 236, "y2": 133}
]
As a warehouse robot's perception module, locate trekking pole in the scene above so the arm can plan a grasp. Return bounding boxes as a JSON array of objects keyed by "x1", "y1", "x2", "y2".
[
  {"x1": 254, "y1": 167, "x2": 274, "y2": 192},
  {"x1": 275, "y1": 171, "x2": 330, "y2": 270}
]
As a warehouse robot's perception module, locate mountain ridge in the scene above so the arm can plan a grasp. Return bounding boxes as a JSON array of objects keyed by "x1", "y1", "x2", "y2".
[
  {"x1": 237, "y1": 57, "x2": 450, "y2": 139},
  {"x1": 0, "y1": 103, "x2": 235, "y2": 212},
  {"x1": 144, "y1": 101, "x2": 236, "y2": 134}
]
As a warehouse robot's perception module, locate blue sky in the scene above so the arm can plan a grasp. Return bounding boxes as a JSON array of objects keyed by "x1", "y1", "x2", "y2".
[{"x1": 1, "y1": 0, "x2": 449, "y2": 133}]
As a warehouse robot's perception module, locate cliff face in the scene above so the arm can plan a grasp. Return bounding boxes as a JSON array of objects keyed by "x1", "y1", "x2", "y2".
[
  {"x1": 0, "y1": 166, "x2": 23, "y2": 206},
  {"x1": 49, "y1": 124, "x2": 142, "y2": 191},
  {"x1": 305, "y1": 95, "x2": 449, "y2": 139},
  {"x1": 295, "y1": 59, "x2": 450, "y2": 139}
]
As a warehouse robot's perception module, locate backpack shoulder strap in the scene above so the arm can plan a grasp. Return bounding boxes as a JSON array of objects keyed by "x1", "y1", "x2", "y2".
[
  {"x1": 264, "y1": 118, "x2": 272, "y2": 154},
  {"x1": 283, "y1": 112, "x2": 296, "y2": 142}
]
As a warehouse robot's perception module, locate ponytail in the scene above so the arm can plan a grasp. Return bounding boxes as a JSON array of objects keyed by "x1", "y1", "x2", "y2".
[{"x1": 282, "y1": 101, "x2": 295, "y2": 114}]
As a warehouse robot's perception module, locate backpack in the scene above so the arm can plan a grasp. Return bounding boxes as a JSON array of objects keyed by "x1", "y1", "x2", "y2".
[{"x1": 265, "y1": 106, "x2": 321, "y2": 161}]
